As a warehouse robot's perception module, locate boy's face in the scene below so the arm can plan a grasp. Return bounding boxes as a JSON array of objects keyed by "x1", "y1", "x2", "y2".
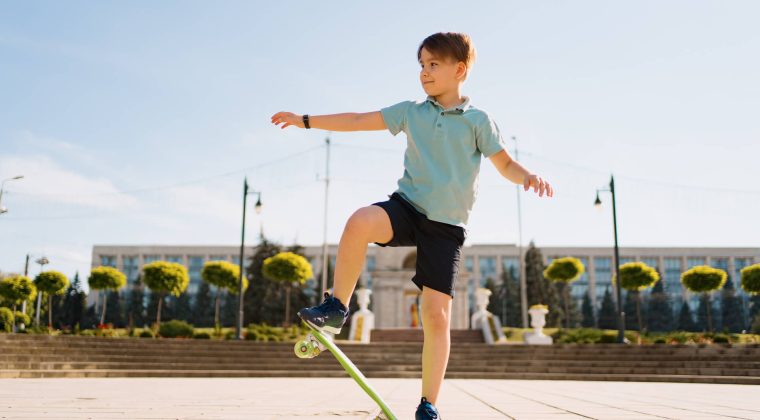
[{"x1": 418, "y1": 47, "x2": 467, "y2": 97}]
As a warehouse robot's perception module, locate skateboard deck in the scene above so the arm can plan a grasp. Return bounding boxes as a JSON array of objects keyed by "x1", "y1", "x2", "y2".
[{"x1": 295, "y1": 321, "x2": 397, "y2": 420}]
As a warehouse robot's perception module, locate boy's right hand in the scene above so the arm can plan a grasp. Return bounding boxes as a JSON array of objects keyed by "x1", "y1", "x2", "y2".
[{"x1": 271, "y1": 112, "x2": 303, "y2": 129}]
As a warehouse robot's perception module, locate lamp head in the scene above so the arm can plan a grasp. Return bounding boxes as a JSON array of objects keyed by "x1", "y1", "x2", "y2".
[
  {"x1": 594, "y1": 192, "x2": 602, "y2": 210},
  {"x1": 254, "y1": 196, "x2": 262, "y2": 215}
]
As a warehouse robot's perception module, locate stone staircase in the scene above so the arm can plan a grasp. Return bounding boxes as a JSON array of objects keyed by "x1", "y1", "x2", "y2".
[
  {"x1": 370, "y1": 328, "x2": 484, "y2": 343},
  {"x1": 1, "y1": 334, "x2": 759, "y2": 384}
]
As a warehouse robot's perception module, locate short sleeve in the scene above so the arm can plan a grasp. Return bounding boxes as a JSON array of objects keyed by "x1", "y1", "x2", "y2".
[
  {"x1": 476, "y1": 114, "x2": 507, "y2": 157},
  {"x1": 380, "y1": 101, "x2": 413, "y2": 136}
]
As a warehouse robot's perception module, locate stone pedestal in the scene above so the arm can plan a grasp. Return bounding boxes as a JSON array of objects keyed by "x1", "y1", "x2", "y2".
[{"x1": 371, "y1": 270, "x2": 469, "y2": 329}]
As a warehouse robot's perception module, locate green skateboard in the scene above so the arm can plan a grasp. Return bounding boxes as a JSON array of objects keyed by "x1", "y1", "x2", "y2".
[{"x1": 294, "y1": 322, "x2": 398, "y2": 420}]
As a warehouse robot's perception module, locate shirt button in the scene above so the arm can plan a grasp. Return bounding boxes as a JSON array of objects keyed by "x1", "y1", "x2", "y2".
[{"x1": 440, "y1": 112, "x2": 444, "y2": 116}]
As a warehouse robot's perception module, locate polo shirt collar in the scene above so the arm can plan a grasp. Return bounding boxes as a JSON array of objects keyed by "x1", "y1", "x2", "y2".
[{"x1": 426, "y1": 95, "x2": 471, "y2": 113}]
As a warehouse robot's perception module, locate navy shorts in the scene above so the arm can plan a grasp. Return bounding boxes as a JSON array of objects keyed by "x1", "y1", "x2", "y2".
[{"x1": 371, "y1": 193, "x2": 466, "y2": 297}]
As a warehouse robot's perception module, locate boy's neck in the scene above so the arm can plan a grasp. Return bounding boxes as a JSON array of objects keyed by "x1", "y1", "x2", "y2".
[{"x1": 433, "y1": 90, "x2": 465, "y2": 110}]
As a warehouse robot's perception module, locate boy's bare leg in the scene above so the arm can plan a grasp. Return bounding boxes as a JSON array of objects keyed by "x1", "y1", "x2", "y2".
[
  {"x1": 420, "y1": 286, "x2": 453, "y2": 405},
  {"x1": 332, "y1": 205, "x2": 393, "y2": 307}
]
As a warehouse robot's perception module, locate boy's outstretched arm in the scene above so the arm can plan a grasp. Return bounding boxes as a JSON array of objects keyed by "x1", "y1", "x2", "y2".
[
  {"x1": 270, "y1": 111, "x2": 386, "y2": 132},
  {"x1": 489, "y1": 149, "x2": 554, "y2": 198}
]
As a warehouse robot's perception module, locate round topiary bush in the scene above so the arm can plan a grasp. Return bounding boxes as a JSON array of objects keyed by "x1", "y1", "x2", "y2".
[
  {"x1": 14, "y1": 311, "x2": 30, "y2": 327},
  {"x1": 139, "y1": 330, "x2": 154, "y2": 338},
  {"x1": 740, "y1": 263, "x2": 760, "y2": 295},
  {"x1": 193, "y1": 332, "x2": 211, "y2": 339},
  {"x1": 158, "y1": 320, "x2": 194, "y2": 338},
  {"x1": 0, "y1": 307, "x2": 14, "y2": 332}
]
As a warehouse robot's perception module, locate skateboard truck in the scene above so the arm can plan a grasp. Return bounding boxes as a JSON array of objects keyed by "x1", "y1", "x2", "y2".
[{"x1": 294, "y1": 332, "x2": 327, "y2": 359}]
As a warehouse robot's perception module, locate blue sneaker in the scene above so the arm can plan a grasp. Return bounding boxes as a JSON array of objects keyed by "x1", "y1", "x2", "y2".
[
  {"x1": 415, "y1": 397, "x2": 440, "y2": 419},
  {"x1": 297, "y1": 292, "x2": 349, "y2": 334}
]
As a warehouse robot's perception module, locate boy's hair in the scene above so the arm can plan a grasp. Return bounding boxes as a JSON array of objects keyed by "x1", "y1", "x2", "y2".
[{"x1": 417, "y1": 32, "x2": 476, "y2": 76}]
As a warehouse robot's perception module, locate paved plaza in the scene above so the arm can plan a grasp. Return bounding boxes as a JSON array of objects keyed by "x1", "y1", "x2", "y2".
[{"x1": 0, "y1": 378, "x2": 758, "y2": 419}]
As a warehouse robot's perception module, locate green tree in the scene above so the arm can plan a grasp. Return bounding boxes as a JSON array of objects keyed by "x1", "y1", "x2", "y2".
[
  {"x1": 597, "y1": 287, "x2": 617, "y2": 330},
  {"x1": 60, "y1": 272, "x2": 87, "y2": 330},
  {"x1": 720, "y1": 277, "x2": 744, "y2": 333},
  {"x1": 244, "y1": 238, "x2": 282, "y2": 324},
  {"x1": 142, "y1": 261, "x2": 189, "y2": 325},
  {"x1": 172, "y1": 292, "x2": 193, "y2": 323},
  {"x1": 0, "y1": 275, "x2": 36, "y2": 332},
  {"x1": 104, "y1": 291, "x2": 125, "y2": 327},
  {"x1": 88, "y1": 266, "x2": 127, "y2": 325},
  {"x1": 201, "y1": 261, "x2": 243, "y2": 328},
  {"x1": 262, "y1": 251, "x2": 314, "y2": 327},
  {"x1": 646, "y1": 277, "x2": 673, "y2": 332},
  {"x1": 127, "y1": 275, "x2": 146, "y2": 328},
  {"x1": 680, "y1": 265, "x2": 727, "y2": 332},
  {"x1": 192, "y1": 281, "x2": 215, "y2": 327},
  {"x1": 525, "y1": 242, "x2": 561, "y2": 327},
  {"x1": 616, "y1": 262, "x2": 659, "y2": 332},
  {"x1": 544, "y1": 257, "x2": 584, "y2": 329},
  {"x1": 623, "y1": 291, "x2": 639, "y2": 331},
  {"x1": 34, "y1": 270, "x2": 69, "y2": 329},
  {"x1": 677, "y1": 301, "x2": 697, "y2": 331},
  {"x1": 581, "y1": 293, "x2": 595, "y2": 328},
  {"x1": 740, "y1": 264, "x2": 760, "y2": 324},
  {"x1": 497, "y1": 267, "x2": 522, "y2": 327}
]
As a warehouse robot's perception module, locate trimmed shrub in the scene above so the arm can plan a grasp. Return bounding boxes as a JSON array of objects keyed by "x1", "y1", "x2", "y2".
[
  {"x1": 0, "y1": 307, "x2": 13, "y2": 332},
  {"x1": 741, "y1": 264, "x2": 760, "y2": 295},
  {"x1": 139, "y1": 330, "x2": 155, "y2": 338},
  {"x1": 193, "y1": 331, "x2": 211, "y2": 339},
  {"x1": 14, "y1": 311, "x2": 30, "y2": 327},
  {"x1": 158, "y1": 320, "x2": 194, "y2": 338}
]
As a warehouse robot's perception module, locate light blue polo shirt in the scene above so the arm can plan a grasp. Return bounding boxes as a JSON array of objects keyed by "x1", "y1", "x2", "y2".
[{"x1": 380, "y1": 96, "x2": 506, "y2": 227}]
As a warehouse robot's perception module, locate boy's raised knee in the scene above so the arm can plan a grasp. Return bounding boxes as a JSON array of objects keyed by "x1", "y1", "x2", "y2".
[{"x1": 344, "y1": 206, "x2": 391, "y2": 244}]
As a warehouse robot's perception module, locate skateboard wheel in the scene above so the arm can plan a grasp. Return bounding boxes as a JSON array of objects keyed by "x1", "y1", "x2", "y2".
[{"x1": 294, "y1": 338, "x2": 321, "y2": 359}]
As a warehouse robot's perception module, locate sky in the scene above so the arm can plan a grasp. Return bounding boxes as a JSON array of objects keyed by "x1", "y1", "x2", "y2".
[{"x1": 1, "y1": 1, "x2": 759, "y2": 289}]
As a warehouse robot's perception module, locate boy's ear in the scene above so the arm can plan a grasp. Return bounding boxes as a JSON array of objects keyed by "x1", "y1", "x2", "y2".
[{"x1": 456, "y1": 61, "x2": 468, "y2": 80}]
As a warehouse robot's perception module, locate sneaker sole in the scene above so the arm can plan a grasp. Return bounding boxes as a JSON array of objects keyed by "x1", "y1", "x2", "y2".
[{"x1": 299, "y1": 315, "x2": 342, "y2": 335}]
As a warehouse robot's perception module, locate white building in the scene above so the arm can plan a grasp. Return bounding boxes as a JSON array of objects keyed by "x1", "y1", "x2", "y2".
[{"x1": 92, "y1": 244, "x2": 759, "y2": 329}]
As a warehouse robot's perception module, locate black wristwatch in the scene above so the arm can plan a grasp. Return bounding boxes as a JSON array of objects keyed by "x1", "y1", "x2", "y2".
[{"x1": 302, "y1": 114, "x2": 311, "y2": 129}]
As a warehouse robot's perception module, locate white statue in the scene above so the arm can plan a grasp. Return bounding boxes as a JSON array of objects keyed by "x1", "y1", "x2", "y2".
[
  {"x1": 523, "y1": 305, "x2": 553, "y2": 345},
  {"x1": 470, "y1": 287, "x2": 507, "y2": 344},
  {"x1": 349, "y1": 288, "x2": 374, "y2": 343}
]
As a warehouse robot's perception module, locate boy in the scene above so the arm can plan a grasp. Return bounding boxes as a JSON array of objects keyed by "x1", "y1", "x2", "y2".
[{"x1": 271, "y1": 32, "x2": 553, "y2": 419}]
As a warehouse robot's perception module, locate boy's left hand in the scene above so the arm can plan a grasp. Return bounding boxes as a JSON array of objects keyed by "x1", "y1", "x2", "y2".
[{"x1": 524, "y1": 174, "x2": 553, "y2": 198}]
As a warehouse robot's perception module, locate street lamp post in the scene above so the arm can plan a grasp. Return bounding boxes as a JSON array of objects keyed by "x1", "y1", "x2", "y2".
[
  {"x1": 595, "y1": 175, "x2": 626, "y2": 344},
  {"x1": 0, "y1": 175, "x2": 24, "y2": 214},
  {"x1": 510, "y1": 137, "x2": 529, "y2": 329},
  {"x1": 237, "y1": 178, "x2": 262, "y2": 340},
  {"x1": 34, "y1": 256, "x2": 50, "y2": 327}
]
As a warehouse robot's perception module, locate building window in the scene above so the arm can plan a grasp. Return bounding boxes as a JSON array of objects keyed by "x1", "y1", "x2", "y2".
[
  {"x1": 687, "y1": 257, "x2": 706, "y2": 269},
  {"x1": 501, "y1": 257, "x2": 519, "y2": 285},
  {"x1": 464, "y1": 256, "x2": 474, "y2": 273},
  {"x1": 209, "y1": 255, "x2": 228, "y2": 262},
  {"x1": 362, "y1": 255, "x2": 376, "y2": 289},
  {"x1": 166, "y1": 255, "x2": 183, "y2": 265},
  {"x1": 143, "y1": 255, "x2": 160, "y2": 264},
  {"x1": 593, "y1": 257, "x2": 612, "y2": 306},
  {"x1": 188, "y1": 256, "x2": 205, "y2": 285},
  {"x1": 664, "y1": 258, "x2": 683, "y2": 304},
  {"x1": 478, "y1": 256, "x2": 497, "y2": 287},
  {"x1": 570, "y1": 257, "x2": 589, "y2": 304},
  {"x1": 100, "y1": 255, "x2": 116, "y2": 268},
  {"x1": 711, "y1": 258, "x2": 729, "y2": 272},
  {"x1": 122, "y1": 256, "x2": 139, "y2": 284},
  {"x1": 641, "y1": 258, "x2": 659, "y2": 272}
]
